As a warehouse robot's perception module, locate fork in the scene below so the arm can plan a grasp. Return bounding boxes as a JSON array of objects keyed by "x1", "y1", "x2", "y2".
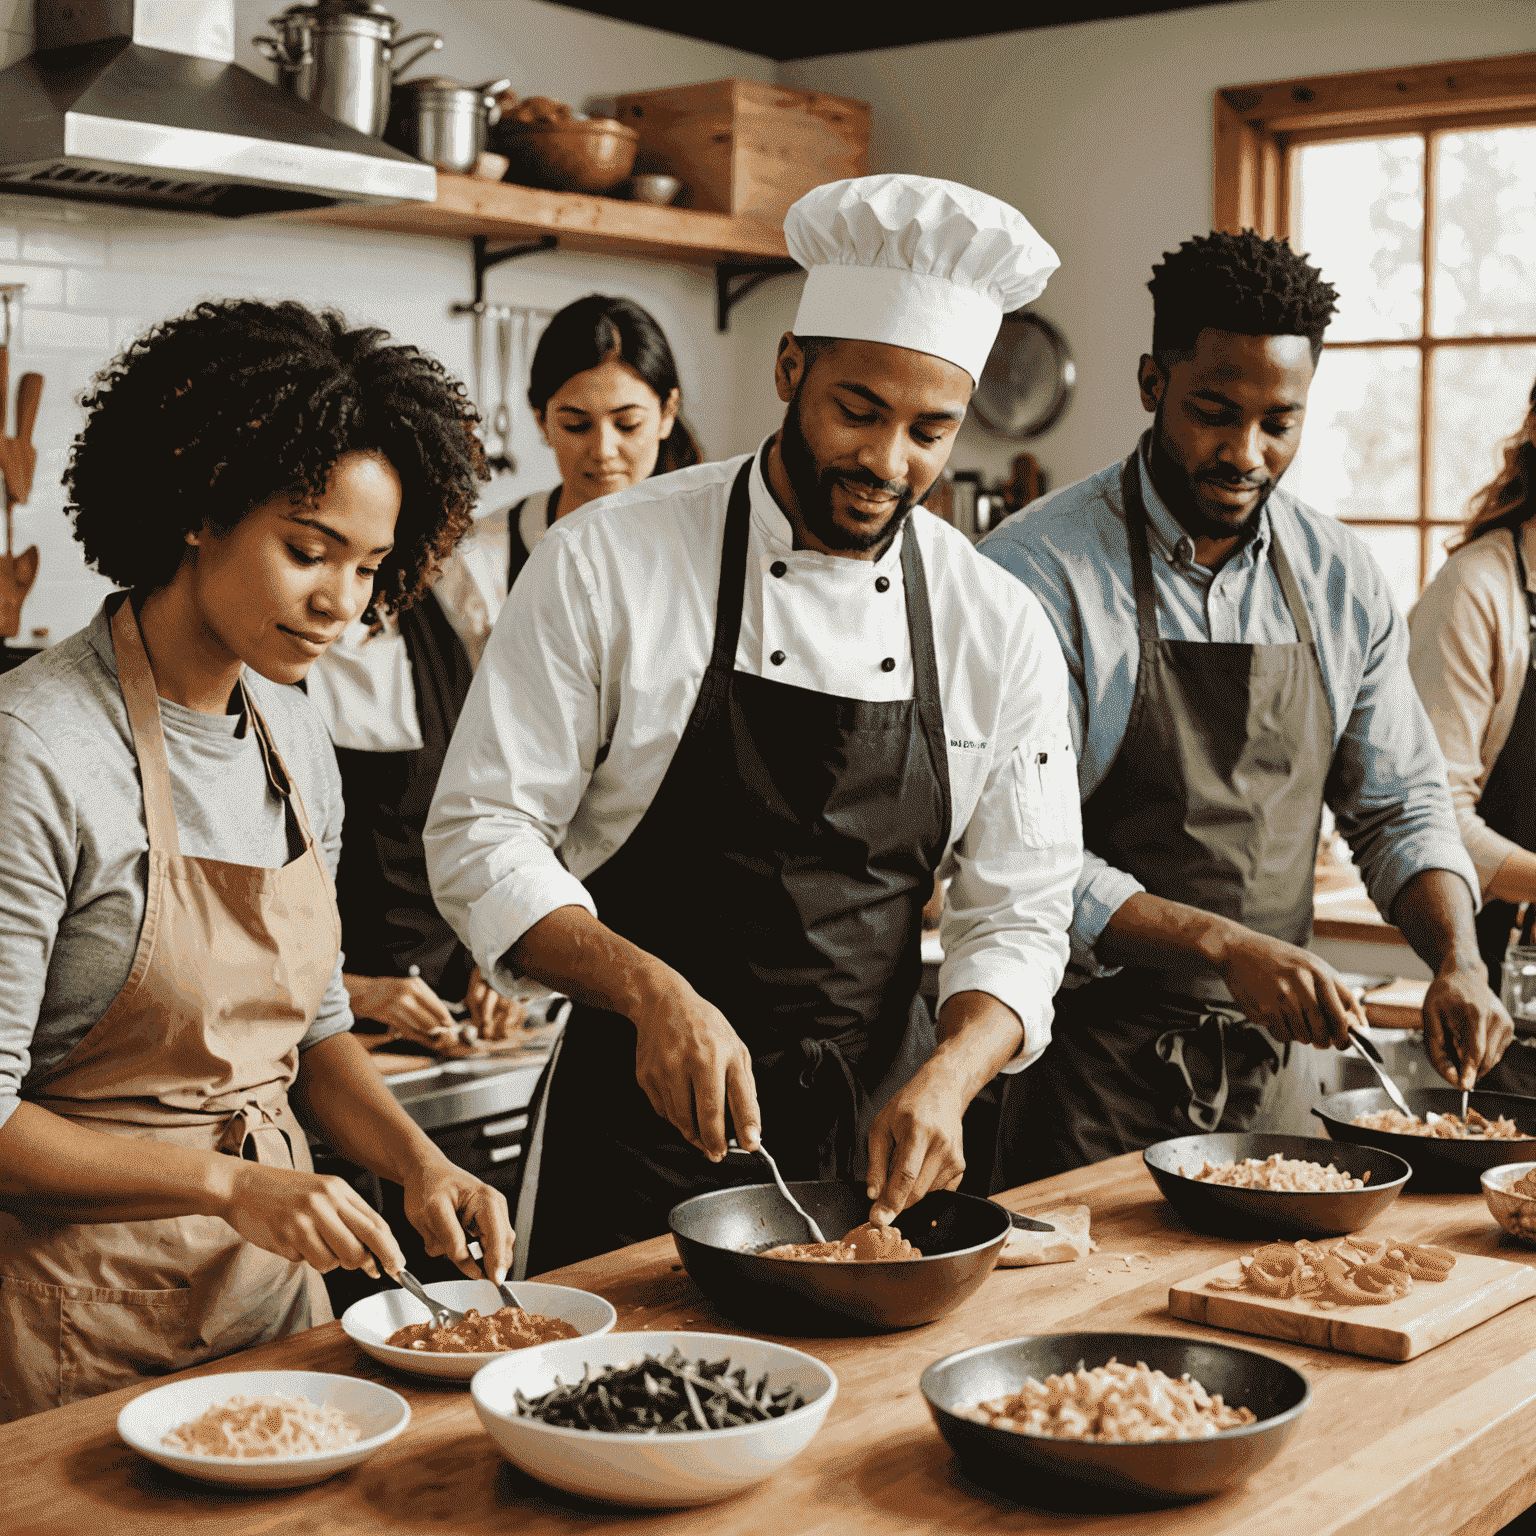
[{"x1": 1347, "y1": 1027, "x2": 1414, "y2": 1118}]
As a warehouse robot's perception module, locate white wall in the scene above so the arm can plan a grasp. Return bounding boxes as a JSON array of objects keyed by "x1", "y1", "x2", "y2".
[
  {"x1": 0, "y1": 0, "x2": 787, "y2": 645},
  {"x1": 782, "y1": 0, "x2": 1536, "y2": 499}
]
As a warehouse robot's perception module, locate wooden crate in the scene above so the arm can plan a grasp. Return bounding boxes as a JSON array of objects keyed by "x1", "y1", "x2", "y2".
[{"x1": 612, "y1": 78, "x2": 869, "y2": 222}]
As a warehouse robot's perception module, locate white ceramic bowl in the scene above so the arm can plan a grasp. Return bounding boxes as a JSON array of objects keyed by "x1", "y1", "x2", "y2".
[
  {"x1": 116, "y1": 1369, "x2": 409, "y2": 1489},
  {"x1": 471, "y1": 1330, "x2": 837, "y2": 1507},
  {"x1": 341, "y1": 1278, "x2": 617, "y2": 1381},
  {"x1": 1482, "y1": 1161, "x2": 1536, "y2": 1246}
]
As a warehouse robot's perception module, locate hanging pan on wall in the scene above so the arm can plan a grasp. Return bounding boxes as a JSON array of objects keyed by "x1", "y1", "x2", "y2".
[{"x1": 971, "y1": 312, "x2": 1075, "y2": 441}]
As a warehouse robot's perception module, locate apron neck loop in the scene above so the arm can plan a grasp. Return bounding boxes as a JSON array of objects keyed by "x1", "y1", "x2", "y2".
[
  {"x1": 110, "y1": 597, "x2": 184, "y2": 858},
  {"x1": 708, "y1": 460, "x2": 755, "y2": 673}
]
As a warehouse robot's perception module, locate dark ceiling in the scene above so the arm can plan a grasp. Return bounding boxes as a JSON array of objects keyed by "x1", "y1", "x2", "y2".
[{"x1": 543, "y1": 0, "x2": 1246, "y2": 63}]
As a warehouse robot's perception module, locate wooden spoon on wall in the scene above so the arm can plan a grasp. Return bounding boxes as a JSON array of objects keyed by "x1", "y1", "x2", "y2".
[{"x1": 0, "y1": 356, "x2": 44, "y2": 641}]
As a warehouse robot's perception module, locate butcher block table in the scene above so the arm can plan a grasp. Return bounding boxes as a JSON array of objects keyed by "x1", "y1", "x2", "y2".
[{"x1": 7, "y1": 1154, "x2": 1536, "y2": 1536}]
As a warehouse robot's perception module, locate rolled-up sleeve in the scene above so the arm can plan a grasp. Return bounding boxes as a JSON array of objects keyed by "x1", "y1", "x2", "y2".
[
  {"x1": 425, "y1": 533, "x2": 604, "y2": 996},
  {"x1": 980, "y1": 523, "x2": 1139, "y2": 976},
  {"x1": 938, "y1": 595, "x2": 1081, "y2": 1071},
  {"x1": 1326, "y1": 556, "x2": 1480, "y2": 918},
  {"x1": 1406, "y1": 553, "x2": 1523, "y2": 897}
]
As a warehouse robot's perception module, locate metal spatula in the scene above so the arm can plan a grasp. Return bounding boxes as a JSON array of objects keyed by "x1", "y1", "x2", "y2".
[
  {"x1": 756, "y1": 1144, "x2": 826, "y2": 1243},
  {"x1": 1348, "y1": 1027, "x2": 1414, "y2": 1118}
]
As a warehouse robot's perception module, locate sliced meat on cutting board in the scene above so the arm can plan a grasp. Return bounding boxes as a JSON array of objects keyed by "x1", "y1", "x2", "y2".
[{"x1": 1169, "y1": 1249, "x2": 1536, "y2": 1362}]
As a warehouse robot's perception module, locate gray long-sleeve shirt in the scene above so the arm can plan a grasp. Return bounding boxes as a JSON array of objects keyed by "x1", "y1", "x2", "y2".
[
  {"x1": 0, "y1": 601, "x2": 353, "y2": 1130},
  {"x1": 979, "y1": 441, "x2": 1478, "y2": 979}
]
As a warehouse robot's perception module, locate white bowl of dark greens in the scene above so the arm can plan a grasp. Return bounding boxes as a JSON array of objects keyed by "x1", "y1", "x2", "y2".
[{"x1": 470, "y1": 1330, "x2": 837, "y2": 1506}]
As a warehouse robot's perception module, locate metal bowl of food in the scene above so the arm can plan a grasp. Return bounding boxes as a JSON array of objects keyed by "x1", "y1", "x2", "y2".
[
  {"x1": 669, "y1": 1181, "x2": 1010, "y2": 1334},
  {"x1": 1313, "y1": 1087, "x2": 1536, "y2": 1192},
  {"x1": 920, "y1": 1332, "x2": 1310, "y2": 1506},
  {"x1": 1481, "y1": 1161, "x2": 1536, "y2": 1246},
  {"x1": 1143, "y1": 1133, "x2": 1411, "y2": 1238}
]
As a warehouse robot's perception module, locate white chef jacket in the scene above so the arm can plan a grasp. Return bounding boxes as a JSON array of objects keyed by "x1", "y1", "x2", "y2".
[{"x1": 425, "y1": 446, "x2": 1083, "y2": 1070}]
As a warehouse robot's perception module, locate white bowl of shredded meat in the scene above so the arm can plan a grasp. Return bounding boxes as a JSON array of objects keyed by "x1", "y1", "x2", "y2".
[
  {"x1": 116, "y1": 1369, "x2": 410, "y2": 1488},
  {"x1": 342, "y1": 1278, "x2": 617, "y2": 1381},
  {"x1": 1482, "y1": 1162, "x2": 1536, "y2": 1246},
  {"x1": 921, "y1": 1333, "x2": 1310, "y2": 1505}
]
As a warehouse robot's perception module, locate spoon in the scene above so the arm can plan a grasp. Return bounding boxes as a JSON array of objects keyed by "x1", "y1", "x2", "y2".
[
  {"x1": 468, "y1": 1236, "x2": 528, "y2": 1311},
  {"x1": 391, "y1": 1264, "x2": 462, "y2": 1329},
  {"x1": 1348, "y1": 1027, "x2": 1414, "y2": 1118},
  {"x1": 755, "y1": 1144, "x2": 826, "y2": 1243}
]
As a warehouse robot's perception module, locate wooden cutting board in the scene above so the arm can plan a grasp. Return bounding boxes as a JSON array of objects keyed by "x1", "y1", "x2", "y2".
[{"x1": 1169, "y1": 1247, "x2": 1536, "y2": 1361}]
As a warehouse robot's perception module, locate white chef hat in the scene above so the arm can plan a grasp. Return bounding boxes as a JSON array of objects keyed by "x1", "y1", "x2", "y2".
[{"x1": 785, "y1": 174, "x2": 1060, "y2": 384}]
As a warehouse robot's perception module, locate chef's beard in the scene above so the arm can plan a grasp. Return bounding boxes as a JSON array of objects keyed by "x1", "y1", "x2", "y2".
[
  {"x1": 778, "y1": 393, "x2": 921, "y2": 557},
  {"x1": 1151, "y1": 403, "x2": 1274, "y2": 548}
]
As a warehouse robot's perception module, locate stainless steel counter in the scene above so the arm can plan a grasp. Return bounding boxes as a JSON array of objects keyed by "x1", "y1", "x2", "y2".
[{"x1": 383, "y1": 1054, "x2": 547, "y2": 1133}]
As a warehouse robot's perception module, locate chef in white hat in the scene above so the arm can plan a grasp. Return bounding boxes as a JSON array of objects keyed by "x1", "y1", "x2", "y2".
[{"x1": 426, "y1": 175, "x2": 1083, "y2": 1275}]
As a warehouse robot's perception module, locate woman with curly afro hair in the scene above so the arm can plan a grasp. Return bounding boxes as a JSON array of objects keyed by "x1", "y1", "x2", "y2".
[{"x1": 0, "y1": 298, "x2": 515, "y2": 1420}]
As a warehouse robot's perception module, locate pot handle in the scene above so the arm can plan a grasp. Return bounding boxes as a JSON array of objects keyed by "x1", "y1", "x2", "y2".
[
  {"x1": 477, "y1": 77, "x2": 513, "y2": 126},
  {"x1": 389, "y1": 31, "x2": 443, "y2": 81},
  {"x1": 251, "y1": 33, "x2": 305, "y2": 67}
]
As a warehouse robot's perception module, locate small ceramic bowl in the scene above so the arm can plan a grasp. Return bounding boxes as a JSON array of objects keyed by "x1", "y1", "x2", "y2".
[
  {"x1": 627, "y1": 173, "x2": 682, "y2": 205},
  {"x1": 117, "y1": 1369, "x2": 409, "y2": 1489},
  {"x1": 471, "y1": 1330, "x2": 837, "y2": 1507},
  {"x1": 1482, "y1": 1161, "x2": 1536, "y2": 1246},
  {"x1": 341, "y1": 1278, "x2": 616, "y2": 1381}
]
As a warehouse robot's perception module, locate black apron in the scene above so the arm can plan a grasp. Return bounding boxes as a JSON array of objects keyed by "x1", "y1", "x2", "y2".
[
  {"x1": 333, "y1": 590, "x2": 476, "y2": 999},
  {"x1": 506, "y1": 486, "x2": 559, "y2": 592},
  {"x1": 995, "y1": 446, "x2": 1334, "y2": 1184},
  {"x1": 1471, "y1": 527, "x2": 1536, "y2": 1094},
  {"x1": 521, "y1": 459, "x2": 950, "y2": 1276}
]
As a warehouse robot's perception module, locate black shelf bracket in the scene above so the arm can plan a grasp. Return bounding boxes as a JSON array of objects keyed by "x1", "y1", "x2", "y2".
[
  {"x1": 451, "y1": 233, "x2": 559, "y2": 316},
  {"x1": 715, "y1": 259, "x2": 798, "y2": 333}
]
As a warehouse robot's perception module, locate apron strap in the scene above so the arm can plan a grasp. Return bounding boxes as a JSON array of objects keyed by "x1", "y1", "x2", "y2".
[
  {"x1": 1267, "y1": 532, "x2": 1318, "y2": 649},
  {"x1": 110, "y1": 598, "x2": 183, "y2": 858},
  {"x1": 1119, "y1": 453, "x2": 1162, "y2": 649},
  {"x1": 897, "y1": 523, "x2": 954, "y2": 851},
  {"x1": 241, "y1": 677, "x2": 323, "y2": 850},
  {"x1": 706, "y1": 460, "x2": 755, "y2": 680}
]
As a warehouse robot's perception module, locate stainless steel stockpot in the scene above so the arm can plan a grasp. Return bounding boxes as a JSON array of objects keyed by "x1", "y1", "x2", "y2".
[{"x1": 387, "y1": 76, "x2": 511, "y2": 176}]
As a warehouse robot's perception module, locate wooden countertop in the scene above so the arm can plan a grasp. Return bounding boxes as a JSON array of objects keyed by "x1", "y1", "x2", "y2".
[{"x1": 6, "y1": 1156, "x2": 1536, "y2": 1535}]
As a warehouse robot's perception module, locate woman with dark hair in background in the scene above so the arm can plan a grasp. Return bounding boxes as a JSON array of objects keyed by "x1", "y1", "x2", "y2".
[
  {"x1": 0, "y1": 299, "x2": 514, "y2": 1419},
  {"x1": 305, "y1": 292, "x2": 695, "y2": 1054},
  {"x1": 1409, "y1": 376, "x2": 1536, "y2": 1093}
]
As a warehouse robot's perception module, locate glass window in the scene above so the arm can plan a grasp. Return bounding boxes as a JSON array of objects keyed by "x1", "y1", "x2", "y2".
[{"x1": 1289, "y1": 122, "x2": 1536, "y2": 598}]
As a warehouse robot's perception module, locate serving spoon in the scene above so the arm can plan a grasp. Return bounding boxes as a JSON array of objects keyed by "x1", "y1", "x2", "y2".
[{"x1": 1347, "y1": 1027, "x2": 1414, "y2": 1118}]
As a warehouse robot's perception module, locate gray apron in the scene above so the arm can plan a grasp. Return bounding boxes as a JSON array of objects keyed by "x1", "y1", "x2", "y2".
[
  {"x1": 517, "y1": 458, "x2": 949, "y2": 1276},
  {"x1": 995, "y1": 444, "x2": 1334, "y2": 1183}
]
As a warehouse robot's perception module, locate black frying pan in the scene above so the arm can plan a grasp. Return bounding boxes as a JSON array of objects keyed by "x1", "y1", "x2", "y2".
[
  {"x1": 668, "y1": 1181, "x2": 1010, "y2": 1334},
  {"x1": 1313, "y1": 1086, "x2": 1536, "y2": 1192}
]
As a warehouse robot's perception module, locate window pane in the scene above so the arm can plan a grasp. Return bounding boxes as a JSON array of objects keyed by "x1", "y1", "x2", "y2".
[
  {"x1": 1432, "y1": 126, "x2": 1536, "y2": 337},
  {"x1": 1295, "y1": 136, "x2": 1424, "y2": 342},
  {"x1": 1431, "y1": 342, "x2": 1536, "y2": 521},
  {"x1": 1285, "y1": 346, "x2": 1419, "y2": 520},
  {"x1": 1345, "y1": 524, "x2": 1420, "y2": 615}
]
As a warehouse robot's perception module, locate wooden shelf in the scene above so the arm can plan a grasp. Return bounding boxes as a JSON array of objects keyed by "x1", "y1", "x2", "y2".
[{"x1": 283, "y1": 172, "x2": 791, "y2": 267}]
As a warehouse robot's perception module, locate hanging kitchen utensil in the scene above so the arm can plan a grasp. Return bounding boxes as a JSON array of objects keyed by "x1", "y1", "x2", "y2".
[
  {"x1": 972, "y1": 312, "x2": 1076, "y2": 441},
  {"x1": 0, "y1": 287, "x2": 42, "y2": 643},
  {"x1": 486, "y1": 307, "x2": 515, "y2": 475}
]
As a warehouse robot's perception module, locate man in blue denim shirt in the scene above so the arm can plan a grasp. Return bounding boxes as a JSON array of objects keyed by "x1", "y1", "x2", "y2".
[{"x1": 980, "y1": 230, "x2": 1513, "y2": 1181}]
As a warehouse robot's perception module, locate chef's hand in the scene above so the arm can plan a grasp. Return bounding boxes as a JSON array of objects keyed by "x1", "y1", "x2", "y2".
[
  {"x1": 1215, "y1": 928, "x2": 1364, "y2": 1049},
  {"x1": 219, "y1": 1162, "x2": 404, "y2": 1278},
  {"x1": 463, "y1": 967, "x2": 527, "y2": 1042},
  {"x1": 1422, "y1": 964, "x2": 1513, "y2": 1090},
  {"x1": 402, "y1": 1157, "x2": 515, "y2": 1285},
  {"x1": 345, "y1": 973, "x2": 472, "y2": 1056},
  {"x1": 864, "y1": 1071, "x2": 967, "y2": 1227},
  {"x1": 632, "y1": 981, "x2": 760, "y2": 1162}
]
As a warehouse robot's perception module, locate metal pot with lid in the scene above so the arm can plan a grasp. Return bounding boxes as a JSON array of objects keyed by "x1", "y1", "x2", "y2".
[
  {"x1": 253, "y1": 1, "x2": 443, "y2": 138},
  {"x1": 387, "y1": 76, "x2": 512, "y2": 176}
]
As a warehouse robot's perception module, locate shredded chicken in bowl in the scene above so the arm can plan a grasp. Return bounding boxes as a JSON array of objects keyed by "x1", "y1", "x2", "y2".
[{"x1": 1179, "y1": 1153, "x2": 1367, "y2": 1191}]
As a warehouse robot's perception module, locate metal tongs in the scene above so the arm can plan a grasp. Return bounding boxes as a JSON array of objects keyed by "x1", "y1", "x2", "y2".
[{"x1": 1347, "y1": 1027, "x2": 1414, "y2": 1118}]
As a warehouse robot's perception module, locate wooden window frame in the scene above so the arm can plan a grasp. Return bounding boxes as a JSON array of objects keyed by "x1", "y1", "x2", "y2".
[{"x1": 1213, "y1": 53, "x2": 1536, "y2": 593}]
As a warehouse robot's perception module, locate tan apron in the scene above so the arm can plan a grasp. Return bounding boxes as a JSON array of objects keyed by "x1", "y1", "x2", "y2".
[{"x1": 0, "y1": 599, "x2": 339, "y2": 1420}]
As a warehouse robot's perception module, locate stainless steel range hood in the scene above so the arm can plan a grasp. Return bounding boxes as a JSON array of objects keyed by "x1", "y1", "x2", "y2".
[{"x1": 0, "y1": 0, "x2": 435, "y2": 216}]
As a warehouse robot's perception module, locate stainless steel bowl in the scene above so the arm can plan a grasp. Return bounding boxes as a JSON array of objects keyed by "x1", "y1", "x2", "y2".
[
  {"x1": 921, "y1": 1332, "x2": 1311, "y2": 1507},
  {"x1": 669, "y1": 1181, "x2": 1010, "y2": 1334},
  {"x1": 1143, "y1": 1132, "x2": 1411, "y2": 1237},
  {"x1": 1313, "y1": 1086, "x2": 1536, "y2": 1193}
]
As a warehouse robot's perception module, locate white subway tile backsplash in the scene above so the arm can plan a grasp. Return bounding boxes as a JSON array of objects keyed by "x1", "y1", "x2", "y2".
[
  {"x1": 21, "y1": 227, "x2": 108, "y2": 267},
  {"x1": 0, "y1": 262, "x2": 66, "y2": 307},
  {"x1": 20, "y1": 309, "x2": 111, "y2": 352}
]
